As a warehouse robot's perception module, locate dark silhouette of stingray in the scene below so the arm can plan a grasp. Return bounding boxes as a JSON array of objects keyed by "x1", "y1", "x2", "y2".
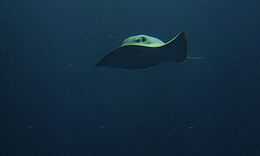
[{"x1": 96, "y1": 32, "x2": 188, "y2": 69}]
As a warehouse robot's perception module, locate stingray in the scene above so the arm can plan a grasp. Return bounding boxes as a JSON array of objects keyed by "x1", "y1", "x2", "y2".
[{"x1": 96, "y1": 32, "x2": 198, "y2": 69}]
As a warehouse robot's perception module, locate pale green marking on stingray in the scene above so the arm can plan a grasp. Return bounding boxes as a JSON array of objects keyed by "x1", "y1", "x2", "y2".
[{"x1": 120, "y1": 35, "x2": 166, "y2": 48}]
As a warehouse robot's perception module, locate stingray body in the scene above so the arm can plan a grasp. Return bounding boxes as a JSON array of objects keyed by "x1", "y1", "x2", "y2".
[{"x1": 96, "y1": 32, "x2": 188, "y2": 69}]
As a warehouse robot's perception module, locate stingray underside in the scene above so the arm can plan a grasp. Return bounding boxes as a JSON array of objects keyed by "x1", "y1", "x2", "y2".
[{"x1": 96, "y1": 46, "x2": 162, "y2": 69}]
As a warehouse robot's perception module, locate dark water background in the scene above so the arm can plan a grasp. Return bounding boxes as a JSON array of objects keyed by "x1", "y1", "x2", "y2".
[{"x1": 1, "y1": 0, "x2": 260, "y2": 155}]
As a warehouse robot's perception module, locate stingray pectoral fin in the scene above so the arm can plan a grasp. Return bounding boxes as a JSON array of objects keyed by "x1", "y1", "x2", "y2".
[{"x1": 160, "y1": 32, "x2": 188, "y2": 63}]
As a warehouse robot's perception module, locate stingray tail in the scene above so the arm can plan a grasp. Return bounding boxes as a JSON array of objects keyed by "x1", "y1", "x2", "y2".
[
  {"x1": 187, "y1": 56, "x2": 206, "y2": 60},
  {"x1": 184, "y1": 56, "x2": 206, "y2": 63}
]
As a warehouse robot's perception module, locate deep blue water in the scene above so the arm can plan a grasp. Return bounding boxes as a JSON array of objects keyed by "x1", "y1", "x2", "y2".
[{"x1": 1, "y1": 0, "x2": 260, "y2": 155}]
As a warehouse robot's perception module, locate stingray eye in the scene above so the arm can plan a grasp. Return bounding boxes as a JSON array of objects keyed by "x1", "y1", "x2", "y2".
[
  {"x1": 135, "y1": 38, "x2": 141, "y2": 43},
  {"x1": 141, "y1": 36, "x2": 146, "y2": 42}
]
